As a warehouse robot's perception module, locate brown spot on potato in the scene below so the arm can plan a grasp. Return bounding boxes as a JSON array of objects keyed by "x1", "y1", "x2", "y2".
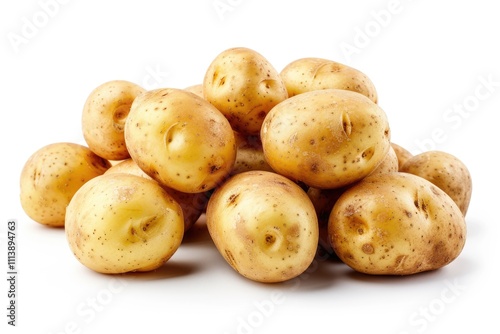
[{"x1": 362, "y1": 243, "x2": 374, "y2": 254}]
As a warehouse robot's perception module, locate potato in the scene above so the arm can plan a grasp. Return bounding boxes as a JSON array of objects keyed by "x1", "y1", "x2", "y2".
[
  {"x1": 65, "y1": 173, "x2": 184, "y2": 274},
  {"x1": 400, "y1": 151, "x2": 472, "y2": 216},
  {"x1": 82, "y1": 80, "x2": 146, "y2": 160},
  {"x1": 206, "y1": 171, "x2": 319, "y2": 283},
  {"x1": 280, "y1": 57, "x2": 378, "y2": 103},
  {"x1": 261, "y1": 88, "x2": 391, "y2": 189},
  {"x1": 124, "y1": 88, "x2": 237, "y2": 193},
  {"x1": 231, "y1": 132, "x2": 274, "y2": 175},
  {"x1": 203, "y1": 47, "x2": 288, "y2": 135},
  {"x1": 328, "y1": 172, "x2": 466, "y2": 275},
  {"x1": 105, "y1": 158, "x2": 209, "y2": 231},
  {"x1": 391, "y1": 142, "x2": 413, "y2": 171},
  {"x1": 20, "y1": 142, "x2": 111, "y2": 227}
]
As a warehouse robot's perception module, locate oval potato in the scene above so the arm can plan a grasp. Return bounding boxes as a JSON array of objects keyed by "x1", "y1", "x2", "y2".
[
  {"x1": 206, "y1": 171, "x2": 319, "y2": 283},
  {"x1": 329, "y1": 172, "x2": 466, "y2": 275},
  {"x1": 65, "y1": 173, "x2": 184, "y2": 274},
  {"x1": 280, "y1": 57, "x2": 378, "y2": 103},
  {"x1": 261, "y1": 88, "x2": 391, "y2": 189},
  {"x1": 20, "y1": 142, "x2": 111, "y2": 227}
]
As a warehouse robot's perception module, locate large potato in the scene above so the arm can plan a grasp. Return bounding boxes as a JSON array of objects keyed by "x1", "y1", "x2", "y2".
[
  {"x1": 401, "y1": 151, "x2": 472, "y2": 216},
  {"x1": 105, "y1": 158, "x2": 209, "y2": 231},
  {"x1": 203, "y1": 47, "x2": 288, "y2": 135},
  {"x1": 206, "y1": 171, "x2": 319, "y2": 283},
  {"x1": 82, "y1": 80, "x2": 145, "y2": 160},
  {"x1": 280, "y1": 57, "x2": 378, "y2": 103},
  {"x1": 261, "y1": 88, "x2": 391, "y2": 189},
  {"x1": 328, "y1": 172, "x2": 466, "y2": 275},
  {"x1": 20, "y1": 142, "x2": 111, "y2": 227},
  {"x1": 65, "y1": 173, "x2": 184, "y2": 274},
  {"x1": 124, "y1": 88, "x2": 237, "y2": 193}
]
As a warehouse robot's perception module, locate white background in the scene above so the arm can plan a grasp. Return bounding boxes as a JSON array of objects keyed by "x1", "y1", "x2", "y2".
[{"x1": 1, "y1": 0, "x2": 499, "y2": 333}]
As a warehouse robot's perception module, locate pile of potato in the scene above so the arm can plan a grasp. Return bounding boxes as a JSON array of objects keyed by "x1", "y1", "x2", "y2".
[{"x1": 19, "y1": 47, "x2": 472, "y2": 282}]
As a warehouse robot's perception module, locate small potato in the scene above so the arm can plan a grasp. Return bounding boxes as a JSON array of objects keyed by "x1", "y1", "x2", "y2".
[
  {"x1": 391, "y1": 142, "x2": 413, "y2": 170},
  {"x1": 401, "y1": 151, "x2": 472, "y2": 216},
  {"x1": 203, "y1": 47, "x2": 288, "y2": 135},
  {"x1": 82, "y1": 80, "x2": 146, "y2": 160},
  {"x1": 65, "y1": 173, "x2": 184, "y2": 274},
  {"x1": 329, "y1": 172, "x2": 466, "y2": 275},
  {"x1": 19, "y1": 142, "x2": 111, "y2": 227},
  {"x1": 261, "y1": 89, "x2": 391, "y2": 189},
  {"x1": 124, "y1": 88, "x2": 237, "y2": 193},
  {"x1": 280, "y1": 57, "x2": 378, "y2": 103},
  {"x1": 231, "y1": 132, "x2": 274, "y2": 175},
  {"x1": 105, "y1": 159, "x2": 209, "y2": 231},
  {"x1": 206, "y1": 171, "x2": 319, "y2": 283}
]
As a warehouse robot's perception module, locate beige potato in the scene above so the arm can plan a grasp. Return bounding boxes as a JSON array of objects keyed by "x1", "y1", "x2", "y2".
[
  {"x1": 261, "y1": 88, "x2": 391, "y2": 189},
  {"x1": 391, "y1": 142, "x2": 413, "y2": 171},
  {"x1": 368, "y1": 144, "x2": 398, "y2": 176},
  {"x1": 124, "y1": 88, "x2": 237, "y2": 193},
  {"x1": 206, "y1": 171, "x2": 319, "y2": 283},
  {"x1": 105, "y1": 159, "x2": 209, "y2": 231},
  {"x1": 65, "y1": 173, "x2": 184, "y2": 274},
  {"x1": 203, "y1": 47, "x2": 288, "y2": 135},
  {"x1": 82, "y1": 80, "x2": 146, "y2": 160},
  {"x1": 20, "y1": 142, "x2": 111, "y2": 227},
  {"x1": 329, "y1": 172, "x2": 466, "y2": 275},
  {"x1": 184, "y1": 84, "x2": 204, "y2": 98},
  {"x1": 231, "y1": 132, "x2": 274, "y2": 175},
  {"x1": 280, "y1": 57, "x2": 378, "y2": 103},
  {"x1": 401, "y1": 151, "x2": 472, "y2": 216}
]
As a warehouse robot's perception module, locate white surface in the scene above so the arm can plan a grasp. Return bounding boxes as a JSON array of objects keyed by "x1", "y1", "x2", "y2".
[{"x1": 1, "y1": 1, "x2": 498, "y2": 333}]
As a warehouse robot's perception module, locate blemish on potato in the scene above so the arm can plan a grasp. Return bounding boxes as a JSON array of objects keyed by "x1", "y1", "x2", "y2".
[{"x1": 362, "y1": 243, "x2": 374, "y2": 254}]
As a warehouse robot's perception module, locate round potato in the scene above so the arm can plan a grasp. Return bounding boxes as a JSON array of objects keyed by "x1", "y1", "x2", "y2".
[
  {"x1": 124, "y1": 88, "x2": 237, "y2": 193},
  {"x1": 203, "y1": 47, "x2": 288, "y2": 135},
  {"x1": 391, "y1": 142, "x2": 413, "y2": 171},
  {"x1": 231, "y1": 132, "x2": 274, "y2": 175},
  {"x1": 400, "y1": 151, "x2": 472, "y2": 216},
  {"x1": 280, "y1": 57, "x2": 378, "y2": 103},
  {"x1": 261, "y1": 88, "x2": 391, "y2": 189},
  {"x1": 20, "y1": 142, "x2": 111, "y2": 227},
  {"x1": 65, "y1": 173, "x2": 184, "y2": 274},
  {"x1": 82, "y1": 80, "x2": 145, "y2": 160},
  {"x1": 105, "y1": 158, "x2": 209, "y2": 231},
  {"x1": 329, "y1": 172, "x2": 466, "y2": 275},
  {"x1": 206, "y1": 171, "x2": 319, "y2": 283},
  {"x1": 184, "y1": 84, "x2": 204, "y2": 98}
]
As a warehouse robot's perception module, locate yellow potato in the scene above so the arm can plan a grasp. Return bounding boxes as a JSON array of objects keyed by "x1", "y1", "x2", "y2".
[
  {"x1": 82, "y1": 80, "x2": 145, "y2": 160},
  {"x1": 206, "y1": 171, "x2": 319, "y2": 283},
  {"x1": 280, "y1": 57, "x2": 378, "y2": 103},
  {"x1": 329, "y1": 172, "x2": 466, "y2": 275},
  {"x1": 391, "y1": 142, "x2": 413, "y2": 171},
  {"x1": 19, "y1": 142, "x2": 111, "y2": 227},
  {"x1": 231, "y1": 132, "x2": 274, "y2": 175},
  {"x1": 184, "y1": 84, "x2": 204, "y2": 98},
  {"x1": 367, "y1": 144, "x2": 398, "y2": 176},
  {"x1": 203, "y1": 47, "x2": 288, "y2": 135},
  {"x1": 261, "y1": 88, "x2": 391, "y2": 189},
  {"x1": 400, "y1": 150, "x2": 472, "y2": 216},
  {"x1": 105, "y1": 158, "x2": 209, "y2": 231},
  {"x1": 124, "y1": 88, "x2": 237, "y2": 193},
  {"x1": 65, "y1": 173, "x2": 184, "y2": 274}
]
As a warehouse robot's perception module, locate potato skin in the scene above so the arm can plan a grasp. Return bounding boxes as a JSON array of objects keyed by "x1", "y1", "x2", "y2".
[
  {"x1": 401, "y1": 151, "x2": 472, "y2": 216},
  {"x1": 82, "y1": 80, "x2": 145, "y2": 160},
  {"x1": 124, "y1": 88, "x2": 236, "y2": 193},
  {"x1": 231, "y1": 132, "x2": 274, "y2": 175},
  {"x1": 261, "y1": 89, "x2": 391, "y2": 189},
  {"x1": 105, "y1": 159, "x2": 209, "y2": 231},
  {"x1": 20, "y1": 142, "x2": 111, "y2": 227},
  {"x1": 65, "y1": 173, "x2": 184, "y2": 274},
  {"x1": 280, "y1": 57, "x2": 378, "y2": 103},
  {"x1": 203, "y1": 47, "x2": 288, "y2": 135},
  {"x1": 206, "y1": 171, "x2": 319, "y2": 283},
  {"x1": 328, "y1": 172, "x2": 466, "y2": 275},
  {"x1": 391, "y1": 142, "x2": 413, "y2": 171}
]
